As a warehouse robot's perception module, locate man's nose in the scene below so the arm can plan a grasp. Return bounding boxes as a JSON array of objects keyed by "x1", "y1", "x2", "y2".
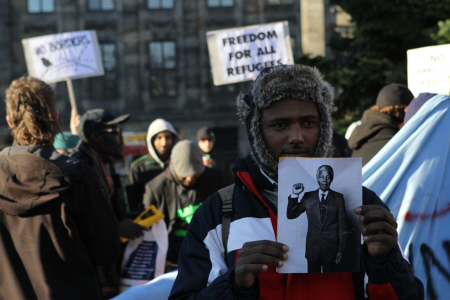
[{"x1": 288, "y1": 126, "x2": 305, "y2": 144}]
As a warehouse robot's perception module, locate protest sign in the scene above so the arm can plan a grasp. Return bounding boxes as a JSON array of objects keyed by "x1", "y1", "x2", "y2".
[
  {"x1": 207, "y1": 21, "x2": 293, "y2": 85},
  {"x1": 277, "y1": 157, "x2": 362, "y2": 273},
  {"x1": 22, "y1": 30, "x2": 104, "y2": 83},
  {"x1": 407, "y1": 44, "x2": 450, "y2": 97}
]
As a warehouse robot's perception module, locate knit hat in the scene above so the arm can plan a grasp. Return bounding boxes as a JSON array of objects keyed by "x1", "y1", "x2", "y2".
[
  {"x1": 404, "y1": 92, "x2": 437, "y2": 124},
  {"x1": 236, "y1": 64, "x2": 334, "y2": 178},
  {"x1": 77, "y1": 108, "x2": 130, "y2": 140},
  {"x1": 54, "y1": 132, "x2": 80, "y2": 150},
  {"x1": 375, "y1": 84, "x2": 414, "y2": 108},
  {"x1": 170, "y1": 140, "x2": 205, "y2": 177},
  {"x1": 196, "y1": 126, "x2": 216, "y2": 141}
]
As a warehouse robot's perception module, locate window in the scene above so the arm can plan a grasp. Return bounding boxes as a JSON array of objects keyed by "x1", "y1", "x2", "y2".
[
  {"x1": 149, "y1": 41, "x2": 177, "y2": 97},
  {"x1": 148, "y1": 0, "x2": 174, "y2": 9},
  {"x1": 28, "y1": 0, "x2": 54, "y2": 13},
  {"x1": 88, "y1": 0, "x2": 114, "y2": 11},
  {"x1": 207, "y1": 0, "x2": 233, "y2": 7},
  {"x1": 89, "y1": 43, "x2": 118, "y2": 100},
  {"x1": 267, "y1": 0, "x2": 293, "y2": 4}
]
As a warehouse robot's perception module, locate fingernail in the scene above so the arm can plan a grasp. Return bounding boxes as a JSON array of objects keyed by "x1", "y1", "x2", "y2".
[
  {"x1": 283, "y1": 253, "x2": 288, "y2": 260},
  {"x1": 278, "y1": 261, "x2": 284, "y2": 267},
  {"x1": 362, "y1": 226, "x2": 366, "y2": 234},
  {"x1": 283, "y1": 245, "x2": 289, "y2": 251},
  {"x1": 355, "y1": 207, "x2": 362, "y2": 214},
  {"x1": 363, "y1": 236, "x2": 368, "y2": 241},
  {"x1": 360, "y1": 216, "x2": 364, "y2": 222}
]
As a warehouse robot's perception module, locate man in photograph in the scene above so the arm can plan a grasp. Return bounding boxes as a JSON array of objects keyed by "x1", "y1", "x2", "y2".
[{"x1": 287, "y1": 165, "x2": 347, "y2": 273}]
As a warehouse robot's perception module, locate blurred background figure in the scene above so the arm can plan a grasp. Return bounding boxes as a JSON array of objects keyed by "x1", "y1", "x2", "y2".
[
  {"x1": 143, "y1": 140, "x2": 224, "y2": 272},
  {"x1": 54, "y1": 108, "x2": 80, "y2": 155},
  {"x1": 0, "y1": 77, "x2": 120, "y2": 300},
  {"x1": 197, "y1": 126, "x2": 233, "y2": 186},
  {"x1": 73, "y1": 108, "x2": 146, "y2": 299},
  {"x1": 348, "y1": 83, "x2": 414, "y2": 166},
  {"x1": 125, "y1": 118, "x2": 179, "y2": 217}
]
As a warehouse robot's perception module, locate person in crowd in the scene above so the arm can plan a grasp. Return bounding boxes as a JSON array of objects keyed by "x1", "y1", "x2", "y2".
[
  {"x1": 0, "y1": 77, "x2": 121, "y2": 300},
  {"x1": 197, "y1": 126, "x2": 234, "y2": 185},
  {"x1": 348, "y1": 83, "x2": 414, "y2": 166},
  {"x1": 125, "y1": 118, "x2": 178, "y2": 217},
  {"x1": 73, "y1": 108, "x2": 147, "y2": 299},
  {"x1": 363, "y1": 92, "x2": 448, "y2": 299},
  {"x1": 143, "y1": 140, "x2": 224, "y2": 271},
  {"x1": 54, "y1": 108, "x2": 80, "y2": 155},
  {"x1": 169, "y1": 65, "x2": 423, "y2": 300}
]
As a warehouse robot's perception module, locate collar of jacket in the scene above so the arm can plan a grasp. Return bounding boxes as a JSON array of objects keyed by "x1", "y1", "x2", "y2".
[{"x1": 233, "y1": 155, "x2": 278, "y2": 214}]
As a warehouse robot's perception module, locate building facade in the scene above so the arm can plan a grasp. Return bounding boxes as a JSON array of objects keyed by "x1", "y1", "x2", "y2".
[{"x1": 0, "y1": 0, "x2": 352, "y2": 161}]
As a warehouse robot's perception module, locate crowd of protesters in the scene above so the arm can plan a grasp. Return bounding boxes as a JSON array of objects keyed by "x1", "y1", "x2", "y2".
[{"x1": 4, "y1": 62, "x2": 449, "y2": 300}]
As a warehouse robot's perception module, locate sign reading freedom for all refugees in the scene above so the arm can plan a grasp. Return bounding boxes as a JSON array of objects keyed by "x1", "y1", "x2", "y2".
[
  {"x1": 22, "y1": 30, "x2": 104, "y2": 83},
  {"x1": 207, "y1": 21, "x2": 293, "y2": 85},
  {"x1": 407, "y1": 44, "x2": 450, "y2": 97}
]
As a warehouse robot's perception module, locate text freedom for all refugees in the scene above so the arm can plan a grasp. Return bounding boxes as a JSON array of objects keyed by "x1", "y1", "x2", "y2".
[{"x1": 222, "y1": 30, "x2": 283, "y2": 76}]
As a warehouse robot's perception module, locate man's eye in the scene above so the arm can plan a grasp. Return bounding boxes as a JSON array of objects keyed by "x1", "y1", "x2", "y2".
[
  {"x1": 272, "y1": 123, "x2": 285, "y2": 128},
  {"x1": 304, "y1": 120, "x2": 317, "y2": 127}
]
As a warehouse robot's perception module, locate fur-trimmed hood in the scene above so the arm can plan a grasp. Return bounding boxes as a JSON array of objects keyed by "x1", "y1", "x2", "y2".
[{"x1": 236, "y1": 64, "x2": 334, "y2": 178}]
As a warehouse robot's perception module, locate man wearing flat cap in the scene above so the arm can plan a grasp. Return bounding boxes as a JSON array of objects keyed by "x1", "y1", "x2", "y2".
[
  {"x1": 143, "y1": 140, "x2": 224, "y2": 271},
  {"x1": 72, "y1": 108, "x2": 146, "y2": 298}
]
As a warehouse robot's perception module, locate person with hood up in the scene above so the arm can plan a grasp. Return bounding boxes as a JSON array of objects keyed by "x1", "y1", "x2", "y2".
[
  {"x1": 142, "y1": 140, "x2": 224, "y2": 271},
  {"x1": 169, "y1": 65, "x2": 423, "y2": 300},
  {"x1": 0, "y1": 77, "x2": 121, "y2": 300},
  {"x1": 125, "y1": 118, "x2": 178, "y2": 216},
  {"x1": 348, "y1": 83, "x2": 414, "y2": 166}
]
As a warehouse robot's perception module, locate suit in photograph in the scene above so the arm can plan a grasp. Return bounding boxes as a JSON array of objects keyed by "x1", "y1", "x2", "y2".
[{"x1": 287, "y1": 188, "x2": 347, "y2": 272}]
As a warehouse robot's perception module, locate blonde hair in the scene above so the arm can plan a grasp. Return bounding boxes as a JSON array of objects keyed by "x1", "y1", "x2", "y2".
[
  {"x1": 370, "y1": 104, "x2": 407, "y2": 123},
  {"x1": 5, "y1": 77, "x2": 60, "y2": 146}
]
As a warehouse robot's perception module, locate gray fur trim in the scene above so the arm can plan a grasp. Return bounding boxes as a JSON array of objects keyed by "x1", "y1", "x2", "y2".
[{"x1": 236, "y1": 64, "x2": 334, "y2": 177}]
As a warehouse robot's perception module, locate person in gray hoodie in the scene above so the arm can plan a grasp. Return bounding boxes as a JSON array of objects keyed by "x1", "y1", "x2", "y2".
[
  {"x1": 0, "y1": 77, "x2": 121, "y2": 300},
  {"x1": 125, "y1": 118, "x2": 179, "y2": 216}
]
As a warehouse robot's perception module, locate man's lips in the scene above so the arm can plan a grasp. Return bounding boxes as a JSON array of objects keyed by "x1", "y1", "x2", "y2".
[{"x1": 281, "y1": 148, "x2": 310, "y2": 156}]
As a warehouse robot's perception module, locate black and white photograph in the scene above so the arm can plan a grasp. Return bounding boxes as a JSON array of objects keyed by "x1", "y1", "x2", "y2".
[{"x1": 278, "y1": 157, "x2": 362, "y2": 274}]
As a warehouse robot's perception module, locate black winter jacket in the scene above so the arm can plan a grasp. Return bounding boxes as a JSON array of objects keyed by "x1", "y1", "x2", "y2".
[{"x1": 169, "y1": 155, "x2": 424, "y2": 300}]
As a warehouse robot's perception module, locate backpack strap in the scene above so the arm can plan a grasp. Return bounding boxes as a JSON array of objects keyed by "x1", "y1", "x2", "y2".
[{"x1": 218, "y1": 184, "x2": 235, "y2": 260}]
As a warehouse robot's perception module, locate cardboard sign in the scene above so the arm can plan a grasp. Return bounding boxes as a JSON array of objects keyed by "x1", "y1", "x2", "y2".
[
  {"x1": 22, "y1": 30, "x2": 104, "y2": 83},
  {"x1": 407, "y1": 44, "x2": 450, "y2": 97},
  {"x1": 207, "y1": 21, "x2": 293, "y2": 85}
]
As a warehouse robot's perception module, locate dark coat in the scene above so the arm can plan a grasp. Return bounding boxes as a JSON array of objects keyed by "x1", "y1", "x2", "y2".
[
  {"x1": 0, "y1": 146, "x2": 120, "y2": 300},
  {"x1": 125, "y1": 154, "x2": 164, "y2": 214},
  {"x1": 169, "y1": 155, "x2": 424, "y2": 300},
  {"x1": 287, "y1": 189, "x2": 347, "y2": 264},
  {"x1": 349, "y1": 109, "x2": 399, "y2": 166}
]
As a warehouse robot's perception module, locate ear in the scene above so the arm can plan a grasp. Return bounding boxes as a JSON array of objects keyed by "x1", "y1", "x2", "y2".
[{"x1": 6, "y1": 115, "x2": 12, "y2": 128}]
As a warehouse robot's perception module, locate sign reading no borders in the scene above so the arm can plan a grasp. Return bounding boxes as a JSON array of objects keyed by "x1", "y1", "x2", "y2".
[
  {"x1": 22, "y1": 30, "x2": 104, "y2": 83},
  {"x1": 207, "y1": 21, "x2": 294, "y2": 86},
  {"x1": 407, "y1": 44, "x2": 450, "y2": 97}
]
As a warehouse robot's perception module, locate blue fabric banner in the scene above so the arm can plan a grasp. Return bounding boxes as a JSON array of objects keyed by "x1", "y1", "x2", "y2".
[{"x1": 363, "y1": 94, "x2": 450, "y2": 300}]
